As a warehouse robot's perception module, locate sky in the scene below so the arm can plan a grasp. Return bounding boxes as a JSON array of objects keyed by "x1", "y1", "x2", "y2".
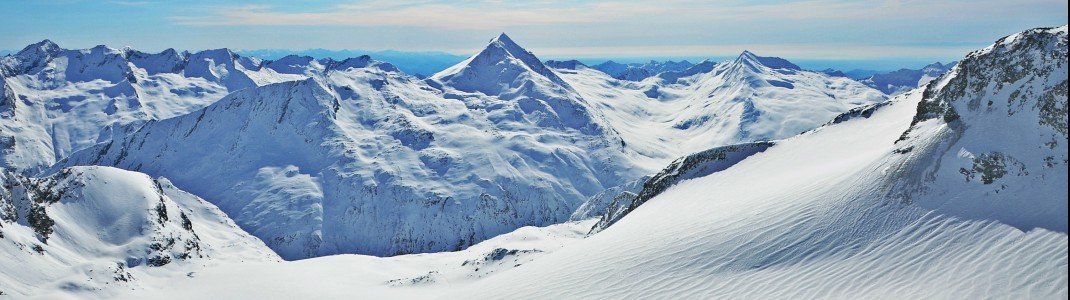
[{"x1": 1, "y1": 0, "x2": 1067, "y2": 70}]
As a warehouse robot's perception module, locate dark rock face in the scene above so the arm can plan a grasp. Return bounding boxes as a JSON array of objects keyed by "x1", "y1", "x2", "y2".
[
  {"x1": 591, "y1": 141, "x2": 775, "y2": 233},
  {"x1": 888, "y1": 26, "x2": 1068, "y2": 232}
]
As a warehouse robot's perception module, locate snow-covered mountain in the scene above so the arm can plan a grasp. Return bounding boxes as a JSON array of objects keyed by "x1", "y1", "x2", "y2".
[
  {"x1": 45, "y1": 34, "x2": 885, "y2": 261},
  {"x1": 858, "y1": 61, "x2": 957, "y2": 95},
  {"x1": 238, "y1": 48, "x2": 466, "y2": 78},
  {"x1": 0, "y1": 40, "x2": 316, "y2": 173},
  {"x1": 0, "y1": 166, "x2": 277, "y2": 298},
  {"x1": 557, "y1": 50, "x2": 886, "y2": 170},
  {"x1": 889, "y1": 26, "x2": 1067, "y2": 231},
  {"x1": 54, "y1": 34, "x2": 633, "y2": 260}
]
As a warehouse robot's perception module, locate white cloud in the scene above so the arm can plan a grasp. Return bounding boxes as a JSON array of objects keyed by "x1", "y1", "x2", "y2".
[
  {"x1": 160, "y1": 0, "x2": 1065, "y2": 59},
  {"x1": 524, "y1": 43, "x2": 983, "y2": 60},
  {"x1": 170, "y1": 2, "x2": 666, "y2": 30}
]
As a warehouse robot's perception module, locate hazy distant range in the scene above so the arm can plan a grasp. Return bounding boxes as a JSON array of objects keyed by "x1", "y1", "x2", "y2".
[{"x1": 0, "y1": 47, "x2": 947, "y2": 79}]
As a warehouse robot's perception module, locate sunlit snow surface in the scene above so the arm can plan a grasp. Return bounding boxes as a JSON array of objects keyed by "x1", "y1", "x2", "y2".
[{"x1": 2, "y1": 26, "x2": 1066, "y2": 299}]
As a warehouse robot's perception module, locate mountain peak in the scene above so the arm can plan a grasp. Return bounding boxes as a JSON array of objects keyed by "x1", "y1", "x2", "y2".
[
  {"x1": 17, "y1": 39, "x2": 61, "y2": 57},
  {"x1": 734, "y1": 51, "x2": 800, "y2": 70},
  {"x1": 430, "y1": 33, "x2": 571, "y2": 96},
  {"x1": 329, "y1": 54, "x2": 398, "y2": 72},
  {"x1": 492, "y1": 32, "x2": 515, "y2": 44}
]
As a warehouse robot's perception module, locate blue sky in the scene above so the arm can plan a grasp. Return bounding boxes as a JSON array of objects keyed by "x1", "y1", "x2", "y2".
[{"x1": 1, "y1": 0, "x2": 1067, "y2": 70}]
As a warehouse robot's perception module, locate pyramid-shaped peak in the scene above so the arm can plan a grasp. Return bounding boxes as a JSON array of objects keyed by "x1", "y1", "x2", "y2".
[
  {"x1": 483, "y1": 32, "x2": 532, "y2": 59},
  {"x1": 734, "y1": 50, "x2": 800, "y2": 70},
  {"x1": 492, "y1": 32, "x2": 515, "y2": 44},
  {"x1": 431, "y1": 32, "x2": 570, "y2": 95}
]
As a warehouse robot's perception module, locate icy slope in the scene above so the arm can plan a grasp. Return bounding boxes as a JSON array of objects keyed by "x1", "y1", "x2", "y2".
[
  {"x1": 0, "y1": 40, "x2": 338, "y2": 173},
  {"x1": 447, "y1": 26, "x2": 1068, "y2": 299},
  {"x1": 0, "y1": 166, "x2": 277, "y2": 298},
  {"x1": 57, "y1": 37, "x2": 633, "y2": 259}
]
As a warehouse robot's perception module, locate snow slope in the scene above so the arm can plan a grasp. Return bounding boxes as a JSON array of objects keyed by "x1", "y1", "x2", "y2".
[
  {"x1": 115, "y1": 220, "x2": 594, "y2": 299},
  {"x1": 0, "y1": 166, "x2": 277, "y2": 298},
  {"x1": 443, "y1": 26, "x2": 1068, "y2": 299},
  {"x1": 56, "y1": 35, "x2": 633, "y2": 259}
]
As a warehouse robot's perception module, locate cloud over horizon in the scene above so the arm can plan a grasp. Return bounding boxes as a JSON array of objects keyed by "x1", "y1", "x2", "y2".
[{"x1": 1, "y1": 0, "x2": 1066, "y2": 63}]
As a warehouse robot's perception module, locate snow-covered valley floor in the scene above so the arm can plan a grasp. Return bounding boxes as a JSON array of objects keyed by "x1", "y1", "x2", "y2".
[{"x1": 114, "y1": 220, "x2": 594, "y2": 299}]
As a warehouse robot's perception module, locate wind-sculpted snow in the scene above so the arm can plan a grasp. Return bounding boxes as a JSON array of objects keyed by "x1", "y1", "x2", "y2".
[
  {"x1": 0, "y1": 166, "x2": 277, "y2": 298},
  {"x1": 441, "y1": 26, "x2": 1068, "y2": 299},
  {"x1": 57, "y1": 41, "x2": 634, "y2": 259},
  {"x1": 590, "y1": 141, "x2": 775, "y2": 233},
  {"x1": 451, "y1": 81, "x2": 1066, "y2": 299}
]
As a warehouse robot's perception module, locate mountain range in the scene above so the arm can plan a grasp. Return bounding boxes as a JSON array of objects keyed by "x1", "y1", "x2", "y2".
[
  {"x1": 0, "y1": 25, "x2": 1066, "y2": 299},
  {"x1": 237, "y1": 49, "x2": 467, "y2": 78}
]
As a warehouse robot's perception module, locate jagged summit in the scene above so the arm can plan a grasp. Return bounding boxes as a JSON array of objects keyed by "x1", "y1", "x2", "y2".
[
  {"x1": 430, "y1": 33, "x2": 571, "y2": 96},
  {"x1": 328, "y1": 54, "x2": 398, "y2": 72},
  {"x1": 891, "y1": 24, "x2": 1068, "y2": 231},
  {"x1": 17, "y1": 39, "x2": 61, "y2": 57},
  {"x1": 0, "y1": 39, "x2": 416, "y2": 173}
]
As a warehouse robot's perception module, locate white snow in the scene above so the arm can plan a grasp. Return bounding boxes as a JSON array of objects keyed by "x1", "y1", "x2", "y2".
[
  {"x1": 559, "y1": 51, "x2": 885, "y2": 170},
  {"x1": 115, "y1": 220, "x2": 594, "y2": 299},
  {"x1": 0, "y1": 42, "x2": 311, "y2": 173},
  {"x1": 0, "y1": 166, "x2": 277, "y2": 298}
]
